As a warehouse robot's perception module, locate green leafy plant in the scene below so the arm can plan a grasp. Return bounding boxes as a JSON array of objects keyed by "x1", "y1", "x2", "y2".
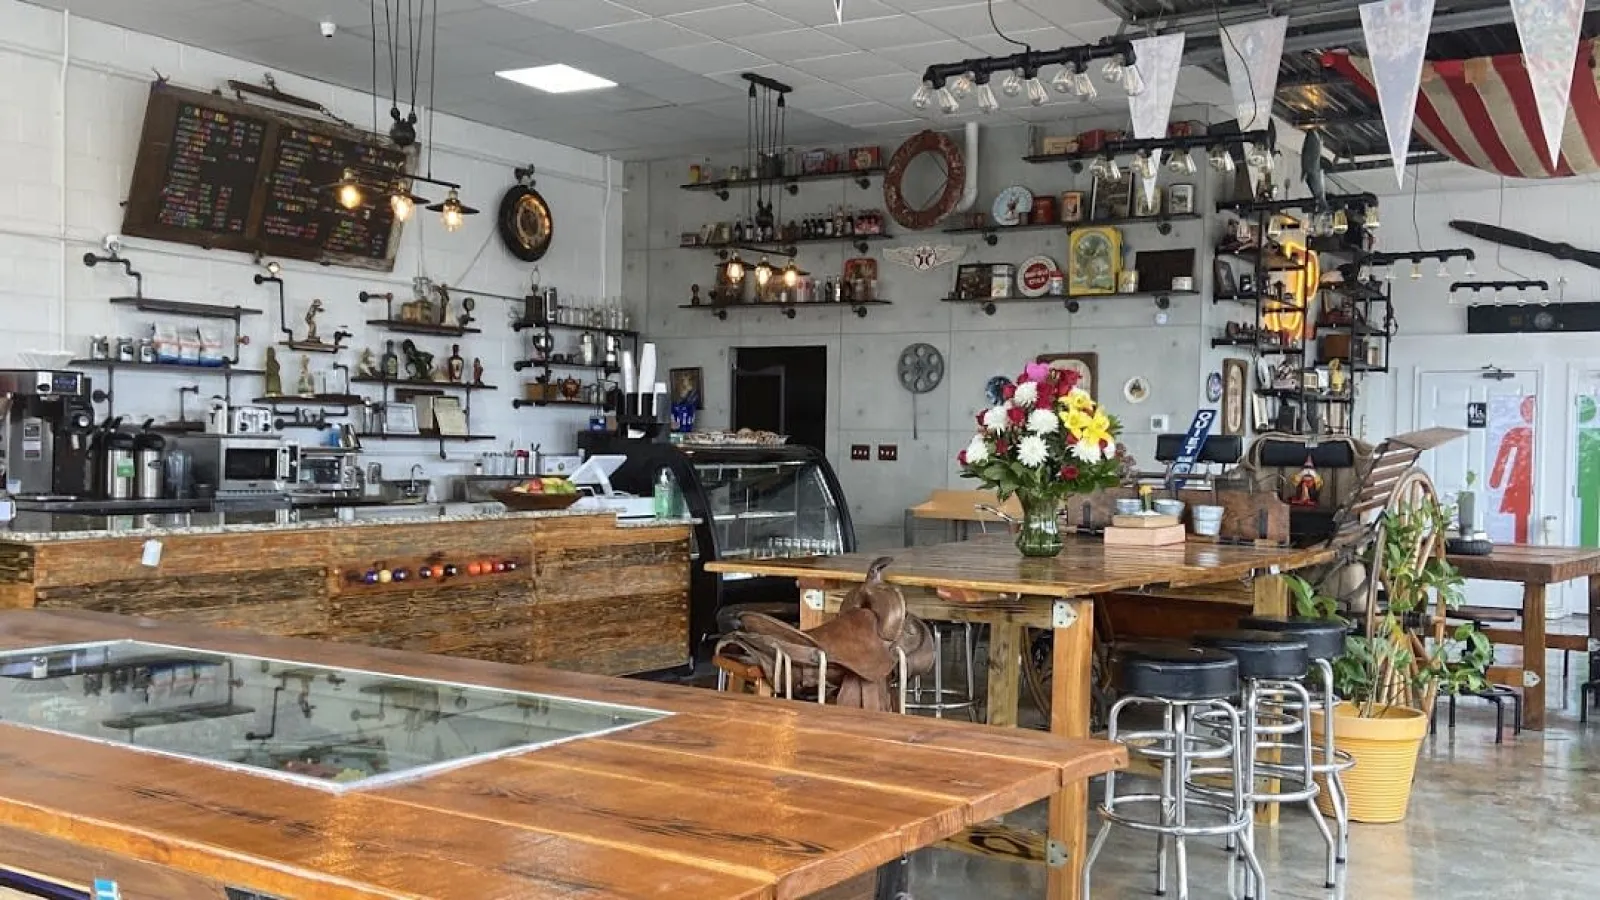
[
  {"x1": 1285, "y1": 573, "x2": 1343, "y2": 622},
  {"x1": 1332, "y1": 495, "x2": 1490, "y2": 717}
]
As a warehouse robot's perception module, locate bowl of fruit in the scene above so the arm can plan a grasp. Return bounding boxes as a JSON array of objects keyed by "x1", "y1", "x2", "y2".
[{"x1": 490, "y1": 477, "x2": 581, "y2": 511}]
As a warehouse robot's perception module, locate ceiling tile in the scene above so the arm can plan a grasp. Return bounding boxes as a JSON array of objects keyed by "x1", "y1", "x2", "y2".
[
  {"x1": 961, "y1": 26, "x2": 1074, "y2": 56},
  {"x1": 634, "y1": 76, "x2": 746, "y2": 105},
  {"x1": 502, "y1": 0, "x2": 646, "y2": 31},
  {"x1": 810, "y1": 100, "x2": 913, "y2": 125},
  {"x1": 584, "y1": 17, "x2": 709, "y2": 52},
  {"x1": 1061, "y1": 19, "x2": 1123, "y2": 43},
  {"x1": 582, "y1": 53, "x2": 708, "y2": 85},
  {"x1": 815, "y1": 14, "x2": 947, "y2": 49},
  {"x1": 436, "y1": 7, "x2": 561, "y2": 42},
  {"x1": 789, "y1": 51, "x2": 909, "y2": 80},
  {"x1": 872, "y1": 39, "x2": 969, "y2": 71},
  {"x1": 736, "y1": 27, "x2": 856, "y2": 62},
  {"x1": 155, "y1": 2, "x2": 310, "y2": 45},
  {"x1": 647, "y1": 41, "x2": 769, "y2": 74},
  {"x1": 753, "y1": 0, "x2": 897, "y2": 25},
  {"x1": 786, "y1": 82, "x2": 871, "y2": 110},
  {"x1": 843, "y1": 71, "x2": 923, "y2": 104},
  {"x1": 666, "y1": 4, "x2": 800, "y2": 39},
  {"x1": 1017, "y1": 0, "x2": 1122, "y2": 30},
  {"x1": 919, "y1": 1, "x2": 1052, "y2": 37},
  {"x1": 615, "y1": 0, "x2": 736, "y2": 14}
]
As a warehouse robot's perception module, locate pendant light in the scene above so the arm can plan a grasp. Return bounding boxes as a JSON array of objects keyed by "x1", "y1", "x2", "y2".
[
  {"x1": 782, "y1": 259, "x2": 799, "y2": 288},
  {"x1": 336, "y1": 169, "x2": 365, "y2": 209},
  {"x1": 725, "y1": 252, "x2": 745, "y2": 284},
  {"x1": 427, "y1": 188, "x2": 477, "y2": 232},
  {"x1": 754, "y1": 256, "x2": 774, "y2": 286},
  {"x1": 911, "y1": 80, "x2": 934, "y2": 110}
]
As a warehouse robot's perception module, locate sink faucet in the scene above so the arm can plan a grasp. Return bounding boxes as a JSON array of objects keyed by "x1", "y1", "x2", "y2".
[{"x1": 408, "y1": 464, "x2": 424, "y2": 495}]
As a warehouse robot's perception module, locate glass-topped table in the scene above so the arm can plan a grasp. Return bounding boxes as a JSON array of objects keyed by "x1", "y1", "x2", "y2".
[{"x1": 0, "y1": 640, "x2": 666, "y2": 791}]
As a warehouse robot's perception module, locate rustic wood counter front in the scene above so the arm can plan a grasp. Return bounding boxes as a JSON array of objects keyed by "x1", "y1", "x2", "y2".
[
  {"x1": 707, "y1": 535, "x2": 1335, "y2": 900},
  {"x1": 0, "y1": 610, "x2": 1125, "y2": 900},
  {"x1": 0, "y1": 510, "x2": 692, "y2": 675}
]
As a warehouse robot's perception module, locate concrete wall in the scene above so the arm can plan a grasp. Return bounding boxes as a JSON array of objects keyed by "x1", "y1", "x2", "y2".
[{"x1": 0, "y1": 0, "x2": 622, "y2": 483}]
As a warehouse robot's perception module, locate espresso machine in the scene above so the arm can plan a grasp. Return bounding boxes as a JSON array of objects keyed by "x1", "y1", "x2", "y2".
[{"x1": 0, "y1": 370, "x2": 96, "y2": 499}]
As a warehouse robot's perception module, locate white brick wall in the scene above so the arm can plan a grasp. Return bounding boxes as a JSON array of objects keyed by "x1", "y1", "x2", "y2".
[{"x1": 0, "y1": 0, "x2": 625, "y2": 478}]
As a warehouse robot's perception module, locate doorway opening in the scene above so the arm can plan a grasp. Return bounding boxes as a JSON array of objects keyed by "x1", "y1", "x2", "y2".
[{"x1": 732, "y1": 346, "x2": 827, "y2": 452}]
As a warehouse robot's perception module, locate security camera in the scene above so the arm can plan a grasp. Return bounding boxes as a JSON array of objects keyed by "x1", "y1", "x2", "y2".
[{"x1": 319, "y1": 20, "x2": 336, "y2": 38}]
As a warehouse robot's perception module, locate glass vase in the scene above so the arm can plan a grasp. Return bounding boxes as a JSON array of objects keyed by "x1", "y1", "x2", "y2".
[{"x1": 1015, "y1": 493, "x2": 1063, "y2": 558}]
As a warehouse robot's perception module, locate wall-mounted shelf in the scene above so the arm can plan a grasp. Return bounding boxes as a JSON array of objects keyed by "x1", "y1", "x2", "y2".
[
  {"x1": 1256, "y1": 388, "x2": 1354, "y2": 404},
  {"x1": 1212, "y1": 293, "x2": 1259, "y2": 305},
  {"x1": 253, "y1": 394, "x2": 363, "y2": 407},
  {"x1": 513, "y1": 359, "x2": 618, "y2": 375},
  {"x1": 1023, "y1": 129, "x2": 1270, "y2": 169},
  {"x1": 1216, "y1": 247, "x2": 1308, "y2": 271},
  {"x1": 943, "y1": 289, "x2": 1199, "y2": 315},
  {"x1": 109, "y1": 296, "x2": 263, "y2": 319},
  {"x1": 70, "y1": 359, "x2": 263, "y2": 376},
  {"x1": 350, "y1": 376, "x2": 496, "y2": 391},
  {"x1": 680, "y1": 166, "x2": 885, "y2": 200},
  {"x1": 511, "y1": 397, "x2": 598, "y2": 410},
  {"x1": 943, "y1": 213, "x2": 1202, "y2": 243},
  {"x1": 685, "y1": 232, "x2": 892, "y2": 256},
  {"x1": 279, "y1": 340, "x2": 343, "y2": 354},
  {"x1": 678, "y1": 300, "x2": 890, "y2": 320},
  {"x1": 510, "y1": 319, "x2": 639, "y2": 339},
  {"x1": 364, "y1": 319, "x2": 482, "y2": 337},
  {"x1": 357, "y1": 431, "x2": 493, "y2": 441}
]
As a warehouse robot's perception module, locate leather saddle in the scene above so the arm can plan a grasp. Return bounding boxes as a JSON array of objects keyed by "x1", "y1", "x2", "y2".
[{"x1": 715, "y1": 557, "x2": 936, "y2": 712}]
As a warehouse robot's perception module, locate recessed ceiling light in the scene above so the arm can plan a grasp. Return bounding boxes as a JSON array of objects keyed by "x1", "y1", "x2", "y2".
[{"x1": 496, "y1": 64, "x2": 616, "y2": 93}]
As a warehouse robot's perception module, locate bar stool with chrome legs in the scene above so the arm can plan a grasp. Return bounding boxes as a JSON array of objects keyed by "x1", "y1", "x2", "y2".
[
  {"x1": 1084, "y1": 643, "x2": 1264, "y2": 900},
  {"x1": 1239, "y1": 614, "x2": 1354, "y2": 880},
  {"x1": 904, "y1": 622, "x2": 982, "y2": 721},
  {"x1": 1192, "y1": 629, "x2": 1336, "y2": 896}
]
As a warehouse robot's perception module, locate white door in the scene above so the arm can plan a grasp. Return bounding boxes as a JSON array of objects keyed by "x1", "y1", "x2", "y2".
[{"x1": 1414, "y1": 369, "x2": 1539, "y2": 611}]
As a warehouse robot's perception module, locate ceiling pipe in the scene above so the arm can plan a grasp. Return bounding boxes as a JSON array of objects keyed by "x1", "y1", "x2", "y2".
[
  {"x1": 1183, "y1": 5, "x2": 1518, "y2": 65},
  {"x1": 954, "y1": 122, "x2": 979, "y2": 214}
]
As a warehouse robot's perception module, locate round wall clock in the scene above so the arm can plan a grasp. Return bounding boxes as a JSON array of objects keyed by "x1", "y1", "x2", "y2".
[
  {"x1": 883, "y1": 130, "x2": 966, "y2": 231},
  {"x1": 497, "y1": 181, "x2": 554, "y2": 262},
  {"x1": 991, "y1": 186, "x2": 1034, "y2": 226}
]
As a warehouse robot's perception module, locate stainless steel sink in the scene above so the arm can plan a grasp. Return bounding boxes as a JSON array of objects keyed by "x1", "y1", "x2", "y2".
[{"x1": 375, "y1": 479, "x2": 431, "y2": 505}]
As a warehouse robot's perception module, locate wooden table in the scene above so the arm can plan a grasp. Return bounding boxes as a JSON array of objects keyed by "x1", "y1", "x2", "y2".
[
  {"x1": 0, "y1": 609, "x2": 1124, "y2": 900},
  {"x1": 1447, "y1": 544, "x2": 1600, "y2": 731},
  {"x1": 707, "y1": 535, "x2": 1334, "y2": 900}
]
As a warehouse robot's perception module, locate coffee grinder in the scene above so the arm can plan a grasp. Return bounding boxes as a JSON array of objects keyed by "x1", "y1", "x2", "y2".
[{"x1": 0, "y1": 370, "x2": 96, "y2": 499}]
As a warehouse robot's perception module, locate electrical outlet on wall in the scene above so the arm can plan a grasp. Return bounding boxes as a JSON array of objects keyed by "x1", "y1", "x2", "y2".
[
  {"x1": 850, "y1": 444, "x2": 870, "y2": 461},
  {"x1": 1150, "y1": 414, "x2": 1171, "y2": 432},
  {"x1": 877, "y1": 444, "x2": 898, "y2": 462}
]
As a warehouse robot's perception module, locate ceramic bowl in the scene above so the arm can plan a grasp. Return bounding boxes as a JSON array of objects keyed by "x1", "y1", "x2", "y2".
[
  {"x1": 1114, "y1": 499, "x2": 1142, "y2": 515},
  {"x1": 1154, "y1": 499, "x2": 1185, "y2": 517}
]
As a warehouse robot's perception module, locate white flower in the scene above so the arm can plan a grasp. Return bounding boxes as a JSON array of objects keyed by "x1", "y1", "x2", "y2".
[
  {"x1": 964, "y1": 436, "x2": 990, "y2": 465},
  {"x1": 1011, "y1": 381, "x2": 1038, "y2": 408},
  {"x1": 1017, "y1": 435, "x2": 1050, "y2": 468},
  {"x1": 1027, "y1": 408, "x2": 1058, "y2": 434},
  {"x1": 1070, "y1": 440, "x2": 1104, "y2": 464},
  {"x1": 982, "y1": 405, "x2": 1010, "y2": 432}
]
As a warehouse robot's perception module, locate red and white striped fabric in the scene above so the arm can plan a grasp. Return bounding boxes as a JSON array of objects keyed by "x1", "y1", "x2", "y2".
[{"x1": 1325, "y1": 41, "x2": 1600, "y2": 178}]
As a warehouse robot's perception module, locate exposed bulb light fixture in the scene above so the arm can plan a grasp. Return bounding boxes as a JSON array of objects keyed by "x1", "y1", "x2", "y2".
[
  {"x1": 1364, "y1": 204, "x2": 1381, "y2": 230},
  {"x1": 1072, "y1": 68, "x2": 1097, "y2": 100},
  {"x1": 1001, "y1": 70, "x2": 1024, "y2": 97},
  {"x1": 1132, "y1": 151, "x2": 1156, "y2": 180},
  {"x1": 1025, "y1": 76, "x2": 1049, "y2": 107},
  {"x1": 951, "y1": 71, "x2": 975, "y2": 98},
  {"x1": 1437, "y1": 260, "x2": 1451, "y2": 278},
  {"x1": 1101, "y1": 54, "x2": 1125, "y2": 84},
  {"x1": 1089, "y1": 155, "x2": 1121, "y2": 182},
  {"x1": 1208, "y1": 145, "x2": 1235, "y2": 172},
  {"x1": 755, "y1": 257, "x2": 774, "y2": 286},
  {"x1": 336, "y1": 170, "x2": 364, "y2": 210},
  {"x1": 976, "y1": 80, "x2": 999, "y2": 114},
  {"x1": 1410, "y1": 260, "x2": 1423, "y2": 280},
  {"x1": 265, "y1": 260, "x2": 281, "y2": 277},
  {"x1": 390, "y1": 192, "x2": 415, "y2": 222},
  {"x1": 782, "y1": 259, "x2": 799, "y2": 288},
  {"x1": 725, "y1": 252, "x2": 745, "y2": 283},
  {"x1": 1384, "y1": 264, "x2": 1397, "y2": 281},
  {"x1": 1332, "y1": 208, "x2": 1349, "y2": 234},
  {"x1": 426, "y1": 188, "x2": 477, "y2": 233},
  {"x1": 937, "y1": 86, "x2": 960, "y2": 114},
  {"x1": 1464, "y1": 258, "x2": 1477, "y2": 278},
  {"x1": 1050, "y1": 67, "x2": 1073, "y2": 94},
  {"x1": 911, "y1": 81, "x2": 934, "y2": 110},
  {"x1": 1121, "y1": 65, "x2": 1145, "y2": 96},
  {"x1": 1245, "y1": 142, "x2": 1271, "y2": 169}
]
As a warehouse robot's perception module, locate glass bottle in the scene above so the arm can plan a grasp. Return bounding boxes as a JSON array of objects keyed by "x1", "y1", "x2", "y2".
[{"x1": 654, "y1": 466, "x2": 683, "y2": 519}]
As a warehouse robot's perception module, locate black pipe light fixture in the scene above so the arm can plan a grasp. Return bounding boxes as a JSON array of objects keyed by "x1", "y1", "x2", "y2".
[{"x1": 911, "y1": 39, "x2": 1139, "y2": 115}]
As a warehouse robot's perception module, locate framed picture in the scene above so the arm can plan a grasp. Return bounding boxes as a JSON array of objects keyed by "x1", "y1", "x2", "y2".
[
  {"x1": 1067, "y1": 226, "x2": 1122, "y2": 296},
  {"x1": 1133, "y1": 185, "x2": 1163, "y2": 218},
  {"x1": 954, "y1": 263, "x2": 991, "y2": 300},
  {"x1": 1221, "y1": 358, "x2": 1248, "y2": 436},
  {"x1": 1214, "y1": 258, "x2": 1237, "y2": 297},
  {"x1": 670, "y1": 367, "x2": 704, "y2": 410},
  {"x1": 1089, "y1": 171, "x2": 1133, "y2": 221},
  {"x1": 432, "y1": 396, "x2": 468, "y2": 436},
  {"x1": 384, "y1": 402, "x2": 420, "y2": 435},
  {"x1": 1168, "y1": 184, "x2": 1195, "y2": 216},
  {"x1": 1036, "y1": 352, "x2": 1098, "y2": 401},
  {"x1": 1060, "y1": 191, "x2": 1085, "y2": 223}
]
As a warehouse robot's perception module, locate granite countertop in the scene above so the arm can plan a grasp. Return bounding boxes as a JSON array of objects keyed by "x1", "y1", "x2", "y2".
[{"x1": 0, "y1": 504, "x2": 696, "y2": 543}]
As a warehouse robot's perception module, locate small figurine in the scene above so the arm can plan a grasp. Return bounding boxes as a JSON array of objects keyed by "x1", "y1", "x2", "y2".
[
  {"x1": 381, "y1": 340, "x2": 399, "y2": 379},
  {"x1": 446, "y1": 344, "x2": 465, "y2": 383},
  {"x1": 1291, "y1": 455, "x2": 1324, "y2": 507},
  {"x1": 471, "y1": 357, "x2": 484, "y2": 385},
  {"x1": 438, "y1": 285, "x2": 457, "y2": 327},
  {"x1": 1328, "y1": 358, "x2": 1347, "y2": 395},
  {"x1": 304, "y1": 299, "x2": 325, "y2": 343},
  {"x1": 357, "y1": 348, "x2": 378, "y2": 378},
  {"x1": 401, "y1": 339, "x2": 435, "y2": 381},
  {"x1": 296, "y1": 355, "x2": 314, "y2": 396},
  {"x1": 264, "y1": 347, "x2": 283, "y2": 396}
]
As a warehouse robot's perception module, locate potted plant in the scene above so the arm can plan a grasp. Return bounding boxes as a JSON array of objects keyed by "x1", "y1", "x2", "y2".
[
  {"x1": 957, "y1": 361, "x2": 1126, "y2": 557},
  {"x1": 1456, "y1": 470, "x2": 1478, "y2": 537},
  {"x1": 1290, "y1": 494, "x2": 1491, "y2": 823}
]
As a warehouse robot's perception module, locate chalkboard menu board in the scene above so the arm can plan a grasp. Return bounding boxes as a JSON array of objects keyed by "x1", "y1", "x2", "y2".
[{"x1": 123, "y1": 82, "x2": 409, "y2": 271}]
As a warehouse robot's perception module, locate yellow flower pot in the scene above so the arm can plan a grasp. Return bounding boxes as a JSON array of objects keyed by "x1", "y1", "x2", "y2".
[{"x1": 1309, "y1": 701, "x2": 1428, "y2": 824}]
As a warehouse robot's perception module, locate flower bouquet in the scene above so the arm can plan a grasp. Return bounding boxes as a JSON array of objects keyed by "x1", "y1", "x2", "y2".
[{"x1": 958, "y1": 361, "x2": 1125, "y2": 557}]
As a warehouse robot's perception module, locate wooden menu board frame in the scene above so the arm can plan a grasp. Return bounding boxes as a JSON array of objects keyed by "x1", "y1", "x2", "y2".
[{"x1": 122, "y1": 81, "x2": 411, "y2": 272}]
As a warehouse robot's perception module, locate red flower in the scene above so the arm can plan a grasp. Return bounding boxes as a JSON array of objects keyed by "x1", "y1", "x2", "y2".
[
  {"x1": 1002, "y1": 383, "x2": 1016, "y2": 400},
  {"x1": 1059, "y1": 368, "x2": 1082, "y2": 391},
  {"x1": 976, "y1": 412, "x2": 986, "y2": 429},
  {"x1": 1100, "y1": 438, "x2": 1112, "y2": 452},
  {"x1": 1035, "y1": 382, "x2": 1057, "y2": 406},
  {"x1": 1060, "y1": 465, "x2": 1079, "y2": 480},
  {"x1": 958, "y1": 449, "x2": 968, "y2": 465},
  {"x1": 994, "y1": 439, "x2": 1010, "y2": 456},
  {"x1": 1007, "y1": 406, "x2": 1026, "y2": 425}
]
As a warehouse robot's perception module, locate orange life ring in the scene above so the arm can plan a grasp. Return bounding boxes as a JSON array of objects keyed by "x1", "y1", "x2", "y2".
[{"x1": 883, "y1": 130, "x2": 965, "y2": 231}]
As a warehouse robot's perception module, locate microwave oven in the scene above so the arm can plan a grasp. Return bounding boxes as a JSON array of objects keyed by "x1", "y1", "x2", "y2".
[{"x1": 171, "y1": 435, "x2": 298, "y2": 494}]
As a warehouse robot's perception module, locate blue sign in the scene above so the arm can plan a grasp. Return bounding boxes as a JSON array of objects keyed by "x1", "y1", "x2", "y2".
[
  {"x1": 92, "y1": 881, "x2": 119, "y2": 900},
  {"x1": 1169, "y1": 409, "x2": 1219, "y2": 487}
]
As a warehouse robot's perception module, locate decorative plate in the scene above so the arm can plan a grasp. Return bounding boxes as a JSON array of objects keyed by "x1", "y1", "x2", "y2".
[
  {"x1": 1124, "y1": 376, "x2": 1150, "y2": 404},
  {"x1": 1206, "y1": 371, "x2": 1223, "y2": 402},
  {"x1": 497, "y1": 183, "x2": 554, "y2": 262},
  {"x1": 985, "y1": 375, "x2": 1013, "y2": 406},
  {"x1": 1017, "y1": 255, "x2": 1056, "y2": 298},
  {"x1": 992, "y1": 185, "x2": 1034, "y2": 227}
]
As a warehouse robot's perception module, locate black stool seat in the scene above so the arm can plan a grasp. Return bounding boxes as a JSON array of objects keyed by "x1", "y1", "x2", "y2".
[
  {"x1": 715, "y1": 601, "x2": 798, "y2": 635},
  {"x1": 1194, "y1": 629, "x2": 1310, "y2": 681},
  {"x1": 1115, "y1": 643, "x2": 1239, "y2": 701},
  {"x1": 1238, "y1": 615, "x2": 1348, "y2": 661}
]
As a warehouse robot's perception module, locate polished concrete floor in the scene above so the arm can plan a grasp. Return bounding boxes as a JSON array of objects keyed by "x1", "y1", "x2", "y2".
[{"x1": 906, "y1": 653, "x2": 1600, "y2": 898}]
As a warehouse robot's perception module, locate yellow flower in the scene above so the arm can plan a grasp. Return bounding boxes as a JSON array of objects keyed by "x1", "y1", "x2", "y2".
[
  {"x1": 1060, "y1": 408, "x2": 1093, "y2": 438},
  {"x1": 1061, "y1": 388, "x2": 1096, "y2": 413},
  {"x1": 1078, "y1": 421, "x2": 1112, "y2": 448},
  {"x1": 1091, "y1": 409, "x2": 1112, "y2": 432}
]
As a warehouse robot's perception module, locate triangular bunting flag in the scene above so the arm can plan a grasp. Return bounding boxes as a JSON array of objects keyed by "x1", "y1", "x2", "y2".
[
  {"x1": 1221, "y1": 17, "x2": 1288, "y2": 131},
  {"x1": 1128, "y1": 33, "x2": 1185, "y2": 209},
  {"x1": 1360, "y1": 0, "x2": 1436, "y2": 188},
  {"x1": 1510, "y1": 0, "x2": 1585, "y2": 168},
  {"x1": 834, "y1": 0, "x2": 844, "y2": 25}
]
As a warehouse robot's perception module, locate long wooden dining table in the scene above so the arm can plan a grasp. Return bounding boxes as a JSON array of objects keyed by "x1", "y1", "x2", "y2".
[{"x1": 707, "y1": 534, "x2": 1336, "y2": 900}]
